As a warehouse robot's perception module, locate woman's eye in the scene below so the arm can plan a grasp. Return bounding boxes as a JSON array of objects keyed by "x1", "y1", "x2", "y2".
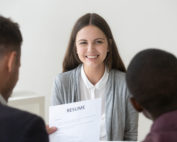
[
  {"x1": 96, "y1": 40, "x2": 103, "y2": 44},
  {"x1": 79, "y1": 41, "x2": 87, "y2": 45}
]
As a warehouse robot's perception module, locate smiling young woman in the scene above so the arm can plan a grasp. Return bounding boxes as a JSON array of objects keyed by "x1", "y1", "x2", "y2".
[
  {"x1": 75, "y1": 25, "x2": 109, "y2": 84},
  {"x1": 49, "y1": 13, "x2": 138, "y2": 141}
]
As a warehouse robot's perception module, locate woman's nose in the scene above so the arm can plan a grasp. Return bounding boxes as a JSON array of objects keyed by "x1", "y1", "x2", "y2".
[{"x1": 87, "y1": 43, "x2": 95, "y2": 51}]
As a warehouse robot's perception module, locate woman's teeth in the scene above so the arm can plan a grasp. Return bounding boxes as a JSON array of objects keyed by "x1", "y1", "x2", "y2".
[{"x1": 87, "y1": 56, "x2": 97, "y2": 58}]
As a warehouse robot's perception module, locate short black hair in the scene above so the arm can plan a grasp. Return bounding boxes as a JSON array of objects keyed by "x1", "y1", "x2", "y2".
[
  {"x1": 0, "y1": 15, "x2": 22, "y2": 57},
  {"x1": 126, "y1": 49, "x2": 177, "y2": 117}
]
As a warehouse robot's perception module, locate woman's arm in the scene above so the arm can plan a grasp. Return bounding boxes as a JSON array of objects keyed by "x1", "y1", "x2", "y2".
[
  {"x1": 124, "y1": 89, "x2": 139, "y2": 140},
  {"x1": 51, "y1": 75, "x2": 65, "y2": 105}
]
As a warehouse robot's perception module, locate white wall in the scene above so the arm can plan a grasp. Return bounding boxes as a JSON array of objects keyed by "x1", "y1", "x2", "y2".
[{"x1": 0, "y1": 0, "x2": 177, "y2": 141}]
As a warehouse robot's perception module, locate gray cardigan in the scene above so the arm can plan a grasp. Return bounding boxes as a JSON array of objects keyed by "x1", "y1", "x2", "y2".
[{"x1": 52, "y1": 65, "x2": 138, "y2": 141}]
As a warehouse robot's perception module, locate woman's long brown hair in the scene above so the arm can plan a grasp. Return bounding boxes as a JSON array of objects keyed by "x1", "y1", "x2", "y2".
[{"x1": 62, "y1": 13, "x2": 126, "y2": 72}]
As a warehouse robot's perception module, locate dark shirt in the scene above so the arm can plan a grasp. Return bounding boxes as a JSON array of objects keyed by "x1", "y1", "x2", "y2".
[
  {"x1": 144, "y1": 109, "x2": 177, "y2": 142},
  {"x1": 0, "y1": 104, "x2": 49, "y2": 142}
]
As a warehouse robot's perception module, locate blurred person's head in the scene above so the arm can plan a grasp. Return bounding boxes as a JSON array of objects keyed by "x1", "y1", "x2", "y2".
[
  {"x1": 0, "y1": 15, "x2": 22, "y2": 101},
  {"x1": 126, "y1": 49, "x2": 177, "y2": 120}
]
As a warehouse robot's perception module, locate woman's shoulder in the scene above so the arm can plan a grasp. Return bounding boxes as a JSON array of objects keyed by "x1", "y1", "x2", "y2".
[
  {"x1": 109, "y1": 69, "x2": 128, "y2": 89},
  {"x1": 55, "y1": 65, "x2": 81, "y2": 82},
  {"x1": 110, "y1": 69, "x2": 126, "y2": 80},
  {"x1": 109, "y1": 69, "x2": 129, "y2": 97}
]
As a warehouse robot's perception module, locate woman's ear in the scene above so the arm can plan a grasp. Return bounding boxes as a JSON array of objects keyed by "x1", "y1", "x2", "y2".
[
  {"x1": 108, "y1": 39, "x2": 112, "y2": 52},
  {"x1": 7, "y1": 51, "x2": 17, "y2": 73},
  {"x1": 75, "y1": 46, "x2": 78, "y2": 54},
  {"x1": 130, "y1": 97, "x2": 143, "y2": 112},
  {"x1": 74, "y1": 42, "x2": 78, "y2": 54}
]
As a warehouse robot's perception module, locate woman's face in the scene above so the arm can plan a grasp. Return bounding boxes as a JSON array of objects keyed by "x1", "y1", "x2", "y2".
[{"x1": 75, "y1": 25, "x2": 109, "y2": 69}]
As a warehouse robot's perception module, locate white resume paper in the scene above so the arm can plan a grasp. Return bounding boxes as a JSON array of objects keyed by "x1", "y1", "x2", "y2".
[{"x1": 49, "y1": 98, "x2": 101, "y2": 142}]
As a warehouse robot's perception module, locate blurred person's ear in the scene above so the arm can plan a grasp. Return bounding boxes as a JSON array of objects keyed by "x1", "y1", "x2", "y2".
[
  {"x1": 7, "y1": 51, "x2": 17, "y2": 73},
  {"x1": 130, "y1": 97, "x2": 143, "y2": 112},
  {"x1": 131, "y1": 97, "x2": 154, "y2": 120}
]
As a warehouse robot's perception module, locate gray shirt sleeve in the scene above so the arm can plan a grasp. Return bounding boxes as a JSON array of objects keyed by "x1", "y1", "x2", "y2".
[
  {"x1": 51, "y1": 75, "x2": 63, "y2": 105},
  {"x1": 124, "y1": 89, "x2": 139, "y2": 140}
]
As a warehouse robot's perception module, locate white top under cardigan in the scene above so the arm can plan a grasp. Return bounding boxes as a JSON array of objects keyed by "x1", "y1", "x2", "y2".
[
  {"x1": 80, "y1": 65, "x2": 108, "y2": 140},
  {"x1": 52, "y1": 65, "x2": 138, "y2": 141}
]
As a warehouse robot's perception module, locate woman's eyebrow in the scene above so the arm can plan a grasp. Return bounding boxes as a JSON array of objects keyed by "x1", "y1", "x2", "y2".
[
  {"x1": 77, "y1": 38, "x2": 105, "y2": 42},
  {"x1": 77, "y1": 39, "x2": 87, "y2": 42},
  {"x1": 95, "y1": 38, "x2": 105, "y2": 40}
]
